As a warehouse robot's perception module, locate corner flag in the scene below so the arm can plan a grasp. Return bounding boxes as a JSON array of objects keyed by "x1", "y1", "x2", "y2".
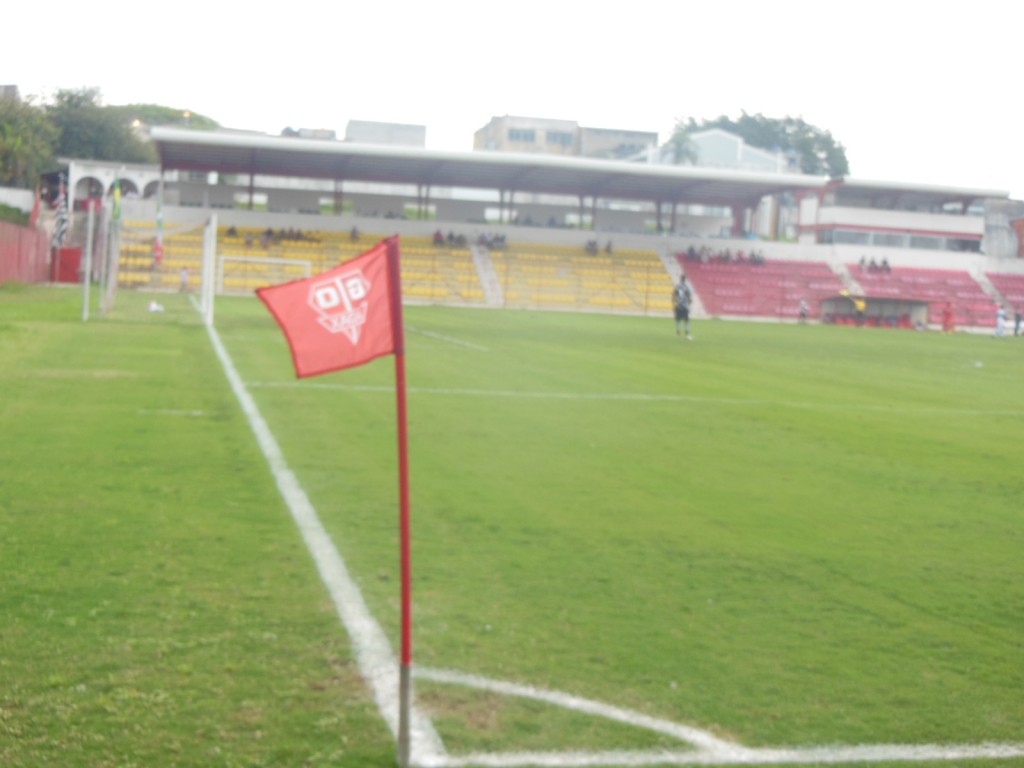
[
  {"x1": 256, "y1": 236, "x2": 416, "y2": 767},
  {"x1": 257, "y1": 237, "x2": 401, "y2": 377}
]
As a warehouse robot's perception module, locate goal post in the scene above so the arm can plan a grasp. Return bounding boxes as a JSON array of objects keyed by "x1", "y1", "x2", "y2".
[
  {"x1": 105, "y1": 212, "x2": 311, "y2": 326},
  {"x1": 200, "y1": 214, "x2": 217, "y2": 326},
  {"x1": 105, "y1": 213, "x2": 214, "y2": 312}
]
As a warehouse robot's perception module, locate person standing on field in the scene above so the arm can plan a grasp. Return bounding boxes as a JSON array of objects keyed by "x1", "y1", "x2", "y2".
[
  {"x1": 673, "y1": 275, "x2": 693, "y2": 340},
  {"x1": 995, "y1": 304, "x2": 1007, "y2": 337}
]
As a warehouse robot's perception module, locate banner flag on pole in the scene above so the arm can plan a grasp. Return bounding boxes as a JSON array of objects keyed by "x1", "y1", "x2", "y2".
[
  {"x1": 112, "y1": 178, "x2": 122, "y2": 223},
  {"x1": 257, "y1": 236, "x2": 414, "y2": 765},
  {"x1": 51, "y1": 175, "x2": 68, "y2": 250},
  {"x1": 256, "y1": 238, "x2": 399, "y2": 377}
]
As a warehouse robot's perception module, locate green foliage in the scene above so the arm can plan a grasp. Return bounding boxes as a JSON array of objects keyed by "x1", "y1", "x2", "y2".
[
  {"x1": 0, "y1": 97, "x2": 57, "y2": 188},
  {"x1": 671, "y1": 112, "x2": 850, "y2": 177},
  {"x1": 0, "y1": 202, "x2": 29, "y2": 225},
  {"x1": 0, "y1": 87, "x2": 223, "y2": 190},
  {"x1": 46, "y1": 88, "x2": 156, "y2": 163},
  {"x1": 113, "y1": 103, "x2": 219, "y2": 131},
  {"x1": 665, "y1": 123, "x2": 698, "y2": 165}
]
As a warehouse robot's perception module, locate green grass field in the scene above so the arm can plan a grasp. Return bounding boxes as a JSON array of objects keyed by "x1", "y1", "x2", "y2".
[{"x1": 1, "y1": 282, "x2": 1022, "y2": 767}]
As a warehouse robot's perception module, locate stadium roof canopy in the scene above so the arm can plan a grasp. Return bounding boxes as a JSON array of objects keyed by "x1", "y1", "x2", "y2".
[
  {"x1": 829, "y1": 177, "x2": 1009, "y2": 209},
  {"x1": 151, "y1": 127, "x2": 830, "y2": 209},
  {"x1": 151, "y1": 128, "x2": 1009, "y2": 212}
]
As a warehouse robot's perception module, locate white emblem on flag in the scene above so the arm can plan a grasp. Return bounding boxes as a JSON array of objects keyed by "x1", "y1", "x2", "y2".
[{"x1": 308, "y1": 269, "x2": 372, "y2": 344}]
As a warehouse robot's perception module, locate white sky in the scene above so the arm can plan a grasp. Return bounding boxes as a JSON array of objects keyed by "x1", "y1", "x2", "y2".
[{"x1": 6, "y1": 0, "x2": 1022, "y2": 198}]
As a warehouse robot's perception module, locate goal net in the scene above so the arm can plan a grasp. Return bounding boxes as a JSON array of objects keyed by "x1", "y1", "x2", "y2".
[
  {"x1": 106, "y1": 213, "x2": 312, "y2": 326},
  {"x1": 104, "y1": 214, "x2": 217, "y2": 316}
]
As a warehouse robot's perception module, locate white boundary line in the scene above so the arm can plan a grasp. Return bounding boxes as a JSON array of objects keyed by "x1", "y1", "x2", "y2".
[
  {"x1": 408, "y1": 325, "x2": 491, "y2": 352},
  {"x1": 415, "y1": 668, "x2": 1024, "y2": 767},
  {"x1": 137, "y1": 408, "x2": 206, "y2": 417},
  {"x1": 245, "y1": 381, "x2": 1024, "y2": 417},
  {"x1": 416, "y1": 667, "x2": 738, "y2": 755},
  {"x1": 430, "y1": 743, "x2": 1024, "y2": 767},
  {"x1": 202, "y1": 320, "x2": 447, "y2": 763}
]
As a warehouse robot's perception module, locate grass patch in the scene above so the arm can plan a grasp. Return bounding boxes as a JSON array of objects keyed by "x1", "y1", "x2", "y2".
[
  {"x1": 0, "y1": 288, "x2": 392, "y2": 766},
  {"x1": 221, "y1": 301, "x2": 1023, "y2": 750},
  {"x1": 2, "y1": 286, "x2": 1022, "y2": 765}
]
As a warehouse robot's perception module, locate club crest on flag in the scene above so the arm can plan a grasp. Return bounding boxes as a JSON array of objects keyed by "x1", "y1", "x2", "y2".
[{"x1": 309, "y1": 268, "x2": 372, "y2": 344}]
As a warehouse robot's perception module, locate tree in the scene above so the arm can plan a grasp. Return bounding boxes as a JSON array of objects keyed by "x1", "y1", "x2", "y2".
[
  {"x1": 667, "y1": 112, "x2": 850, "y2": 177},
  {"x1": 665, "y1": 120, "x2": 698, "y2": 166},
  {"x1": 46, "y1": 88, "x2": 156, "y2": 164},
  {"x1": 113, "y1": 103, "x2": 219, "y2": 131},
  {"x1": 0, "y1": 97, "x2": 57, "y2": 188}
]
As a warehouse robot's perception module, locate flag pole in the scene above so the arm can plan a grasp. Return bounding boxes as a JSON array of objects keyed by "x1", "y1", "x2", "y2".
[{"x1": 387, "y1": 237, "x2": 413, "y2": 768}]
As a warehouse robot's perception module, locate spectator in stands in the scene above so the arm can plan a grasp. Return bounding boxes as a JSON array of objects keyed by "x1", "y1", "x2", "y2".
[
  {"x1": 433, "y1": 229, "x2": 445, "y2": 246},
  {"x1": 605, "y1": 240, "x2": 613, "y2": 254},
  {"x1": 672, "y1": 275, "x2": 693, "y2": 340},
  {"x1": 350, "y1": 226, "x2": 360, "y2": 242}
]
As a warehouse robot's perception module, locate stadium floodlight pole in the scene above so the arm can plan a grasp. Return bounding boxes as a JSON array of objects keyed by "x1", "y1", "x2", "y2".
[{"x1": 388, "y1": 238, "x2": 414, "y2": 768}]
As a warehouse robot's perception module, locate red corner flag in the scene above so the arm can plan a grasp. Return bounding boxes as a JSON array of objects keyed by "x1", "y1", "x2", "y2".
[
  {"x1": 257, "y1": 235, "x2": 416, "y2": 766},
  {"x1": 257, "y1": 237, "x2": 402, "y2": 377}
]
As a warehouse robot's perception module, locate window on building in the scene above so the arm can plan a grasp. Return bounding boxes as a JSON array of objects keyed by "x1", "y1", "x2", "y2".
[
  {"x1": 909, "y1": 235, "x2": 941, "y2": 250},
  {"x1": 948, "y1": 238, "x2": 982, "y2": 252},
  {"x1": 546, "y1": 131, "x2": 573, "y2": 146},
  {"x1": 834, "y1": 230, "x2": 870, "y2": 245},
  {"x1": 871, "y1": 232, "x2": 908, "y2": 247},
  {"x1": 508, "y1": 128, "x2": 536, "y2": 143}
]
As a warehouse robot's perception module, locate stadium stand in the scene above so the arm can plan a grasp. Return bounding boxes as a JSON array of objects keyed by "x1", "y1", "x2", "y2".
[
  {"x1": 112, "y1": 219, "x2": 1016, "y2": 332},
  {"x1": 117, "y1": 226, "x2": 492, "y2": 305},
  {"x1": 985, "y1": 271, "x2": 1024, "y2": 311},
  {"x1": 398, "y1": 235, "x2": 487, "y2": 306},
  {"x1": 679, "y1": 253, "x2": 844, "y2": 320},
  {"x1": 491, "y1": 241, "x2": 670, "y2": 314},
  {"x1": 850, "y1": 264, "x2": 996, "y2": 328}
]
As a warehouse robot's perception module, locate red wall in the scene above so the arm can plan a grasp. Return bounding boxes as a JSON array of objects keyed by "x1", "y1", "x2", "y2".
[{"x1": 0, "y1": 221, "x2": 50, "y2": 284}]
